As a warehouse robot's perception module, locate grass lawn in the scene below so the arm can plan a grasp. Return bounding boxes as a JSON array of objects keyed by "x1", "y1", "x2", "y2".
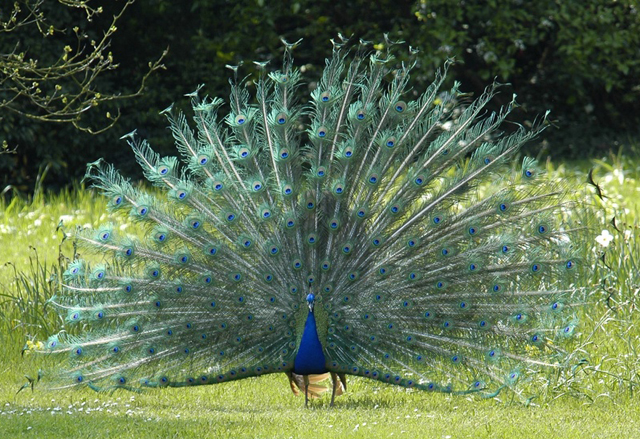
[{"x1": 2, "y1": 372, "x2": 639, "y2": 439}]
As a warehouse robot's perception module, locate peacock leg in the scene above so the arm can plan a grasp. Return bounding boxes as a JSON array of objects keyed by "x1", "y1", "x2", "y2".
[
  {"x1": 285, "y1": 372, "x2": 300, "y2": 396},
  {"x1": 303, "y1": 375, "x2": 310, "y2": 407},
  {"x1": 330, "y1": 372, "x2": 339, "y2": 407},
  {"x1": 338, "y1": 373, "x2": 347, "y2": 392}
]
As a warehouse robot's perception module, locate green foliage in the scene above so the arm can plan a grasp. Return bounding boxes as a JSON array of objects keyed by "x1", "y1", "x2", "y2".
[
  {"x1": 589, "y1": 151, "x2": 640, "y2": 321},
  {"x1": 0, "y1": 249, "x2": 63, "y2": 343},
  {"x1": 412, "y1": 0, "x2": 640, "y2": 155},
  {"x1": 0, "y1": 1, "x2": 165, "y2": 194},
  {"x1": 0, "y1": 1, "x2": 164, "y2": 132},
  {"x1": 2, "y1": 0, "x2": 640, "y2": 194}
]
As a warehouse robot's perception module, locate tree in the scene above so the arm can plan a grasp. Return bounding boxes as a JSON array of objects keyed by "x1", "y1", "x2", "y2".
[{"x1": 0, "y1": 0, "x2": 166, "y2": 142}]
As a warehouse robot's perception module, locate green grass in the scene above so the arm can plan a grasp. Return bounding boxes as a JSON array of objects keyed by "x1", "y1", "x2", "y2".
[
  {"x1": 1, "y1": 153, "x2": 640, "y2": 438},
  {"x1": 2, "y1": 375, "x2": 639, "y2": 438}
]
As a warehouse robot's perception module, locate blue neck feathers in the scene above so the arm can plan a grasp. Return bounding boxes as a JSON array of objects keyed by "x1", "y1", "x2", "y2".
[{"x1": 293, "y1": 309, "x2": 327, "y2": 375}]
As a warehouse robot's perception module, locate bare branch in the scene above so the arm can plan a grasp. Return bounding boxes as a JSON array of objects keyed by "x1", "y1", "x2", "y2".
[{"x1": 0, "y1": 0, "x2": 166, "y2": 134}]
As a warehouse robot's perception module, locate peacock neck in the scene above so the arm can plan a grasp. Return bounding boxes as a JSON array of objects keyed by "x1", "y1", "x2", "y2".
[{"x1": 293, "y1": 309, "x2": 327, "y2": 375}]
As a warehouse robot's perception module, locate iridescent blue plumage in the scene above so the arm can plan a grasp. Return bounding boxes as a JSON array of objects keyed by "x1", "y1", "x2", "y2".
[
  {"x1": 34, "y1": 37, "x2": 589, "y2": 406},
  {"x1": 294, "y1": 295, "x2": 327, "y2": 376}
]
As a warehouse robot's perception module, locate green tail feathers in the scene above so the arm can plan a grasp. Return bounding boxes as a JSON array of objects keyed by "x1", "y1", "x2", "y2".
[{"x1": 34, "y1": 38, "x2": 590, "y2": 401}]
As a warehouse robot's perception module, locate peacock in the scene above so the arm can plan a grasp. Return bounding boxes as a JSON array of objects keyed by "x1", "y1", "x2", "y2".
[{"x1": 31, "y1": 37, "x2": 589, "y2": 407}]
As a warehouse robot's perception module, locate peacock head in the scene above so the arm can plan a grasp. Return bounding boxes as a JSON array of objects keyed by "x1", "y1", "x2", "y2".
[{"x1": 306, "y1": 293, "x2": 315, "y2": 312}]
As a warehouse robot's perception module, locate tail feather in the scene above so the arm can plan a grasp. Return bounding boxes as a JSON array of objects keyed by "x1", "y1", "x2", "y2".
[{"x1": 36, "y1": 40, "x2": 590, "y2": 399}]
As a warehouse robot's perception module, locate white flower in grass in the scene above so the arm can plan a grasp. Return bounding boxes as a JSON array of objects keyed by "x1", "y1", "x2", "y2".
[
  {"x1": 59, "y1": 214, "x2": 74, "y2": 224},
  {"x1": 595, "y1": 229, "x2": 614, "y2": 247},
  {"x1": 613, "y1": 168, "x2": 624, "y2": 185}
]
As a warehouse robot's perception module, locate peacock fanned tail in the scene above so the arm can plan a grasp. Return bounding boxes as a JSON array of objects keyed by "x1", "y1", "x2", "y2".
[{"x1": 37, "y1": 38, "x2": 589, "y2": 402}]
